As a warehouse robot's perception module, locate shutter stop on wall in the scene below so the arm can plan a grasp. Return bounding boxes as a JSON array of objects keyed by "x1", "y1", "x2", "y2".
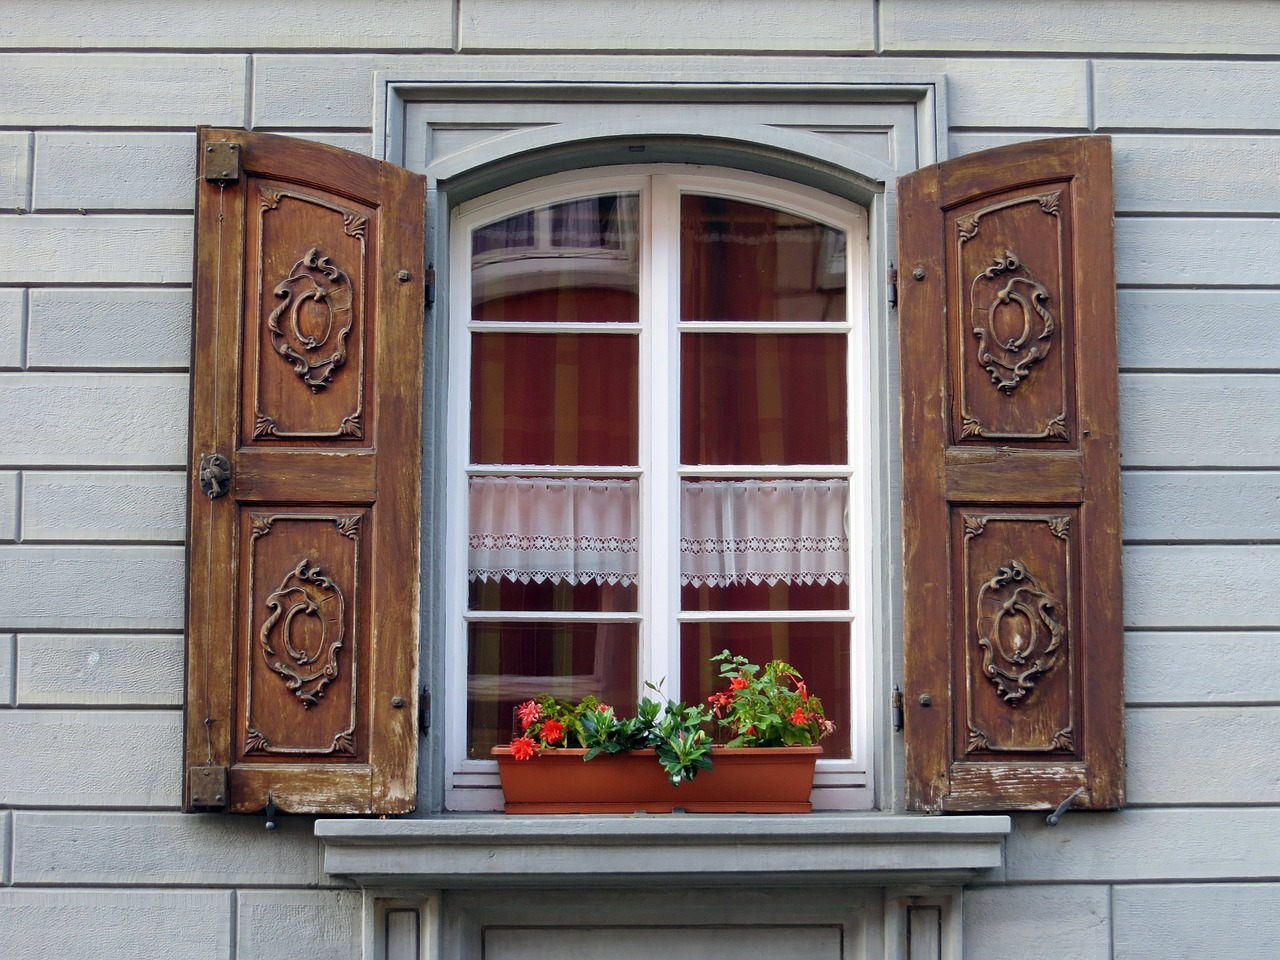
[
  {"x1": 264, "y1": 792, "x2": 278, "y2": 830},
  {"x1": 1046, "y1": 786, "x2": 1085, "y2": 826}
]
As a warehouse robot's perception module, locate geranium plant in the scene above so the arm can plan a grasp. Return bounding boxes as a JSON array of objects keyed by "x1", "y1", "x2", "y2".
[
  {"x1": 511, "y1": 686, "x2": 714, "y2": 785},
  {"x1": 706, "y1": 650, "x2": 836, "y2": 747},
  {"x1": 505, "y1": 651, "x2": 834, "y2": 789}
]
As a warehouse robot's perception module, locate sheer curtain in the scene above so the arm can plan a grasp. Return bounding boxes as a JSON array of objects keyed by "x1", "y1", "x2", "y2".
[
  {"x1": 468, "y1": 476, "x2": 639, "y2": 586},
  {"x1": 680, "y1": 479, "x2": 848, "y2": 587},
  {"x1": 468, "y1": 476, "x2": 847, "y2": 588}
]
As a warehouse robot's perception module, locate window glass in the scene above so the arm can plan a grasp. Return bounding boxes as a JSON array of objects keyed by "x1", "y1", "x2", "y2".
[{"x1": 452, "y1": 172, "x2": 867, "y2": 794}]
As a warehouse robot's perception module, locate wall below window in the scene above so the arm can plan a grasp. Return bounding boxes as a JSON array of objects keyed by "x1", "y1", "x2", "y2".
[{"x1": 2, "y1": 3, "x2": 1280, "y2": 959}]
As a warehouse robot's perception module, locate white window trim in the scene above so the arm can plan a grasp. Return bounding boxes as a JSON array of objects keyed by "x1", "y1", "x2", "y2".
[{"x1": 444, "y1": 165, "x2": 874, "y2": 811}]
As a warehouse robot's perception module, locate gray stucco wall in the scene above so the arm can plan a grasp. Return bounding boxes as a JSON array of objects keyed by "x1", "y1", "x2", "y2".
[{"x1": 1, "y1": 2, "x2": 1279, "y2": 958}]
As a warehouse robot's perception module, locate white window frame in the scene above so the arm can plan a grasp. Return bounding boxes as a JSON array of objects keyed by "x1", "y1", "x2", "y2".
[{"x1": 444, "y1": 165, "x2": 874, "y2": 811}]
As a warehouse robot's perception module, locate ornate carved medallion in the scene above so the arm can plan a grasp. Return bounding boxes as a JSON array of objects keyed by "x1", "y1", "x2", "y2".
[
  {"x1": 268, "y1": 247, "x2": 354, "y2": 392},
  {"x1": 969, "y1": 250, "x2": 1055, "y2": 394},
  {"x1": 975, "y1": 559, "x2": 1064, "y2": 705},
  {"x1": 259, "y1": 558, "x2": 346, "y2": 708}
]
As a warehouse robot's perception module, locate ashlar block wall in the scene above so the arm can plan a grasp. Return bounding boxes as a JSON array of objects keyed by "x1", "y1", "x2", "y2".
[{"x1": 1, "y1": 3, "x2": 1279, "y2": 958}]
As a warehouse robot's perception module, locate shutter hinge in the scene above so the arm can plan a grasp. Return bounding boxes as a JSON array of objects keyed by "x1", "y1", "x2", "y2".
[
  {"x1": 424, "y1": 262, "x2": 436, "y2": 309},
  {"x1": 418, "y1": 686, "x2": 432, "y2": 735},
  {"x1": 188, "y1": 765, "x2": 228, "y2": 809},
  {"x1": 887, "y1": 263, "x2": 899, "y2": 310},
  {"x1": 202, "y1": 141, "x2": 241, "y2": 182},
  {"x1": 891, "y1": 685, "x2": 904, "y2": 733}
]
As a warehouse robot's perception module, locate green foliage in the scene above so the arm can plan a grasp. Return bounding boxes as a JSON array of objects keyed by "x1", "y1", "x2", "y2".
[{"x1": 707, "y1": 650, "x2": 835, "y2": 748}]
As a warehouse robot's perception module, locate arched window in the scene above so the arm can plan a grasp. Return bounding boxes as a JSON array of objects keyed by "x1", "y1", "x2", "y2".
[{"x1": 445, "y1": 167, "x2": 874, "y2": 810}]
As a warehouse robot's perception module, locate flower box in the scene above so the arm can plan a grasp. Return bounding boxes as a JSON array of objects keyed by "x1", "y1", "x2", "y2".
[{"x1": 491, "y1": 745, "x2": 821, "y2": 814}]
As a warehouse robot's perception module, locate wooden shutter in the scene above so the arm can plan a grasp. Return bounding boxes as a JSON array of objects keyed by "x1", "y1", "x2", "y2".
[
  {"x1": 183, "y1": 129, "x2": 425, "y2": 814},
  {"x1": 898, "y1": 136, "x2": 1124, "y2": 812}
]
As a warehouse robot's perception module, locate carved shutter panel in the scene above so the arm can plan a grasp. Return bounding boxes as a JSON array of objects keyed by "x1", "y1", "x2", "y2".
[
  {"x1": 184, "y1": 129, "x2": 425, "y2": 814},
  {"x1": 899, "y1": 136, "x2": 1123, "y2": 812}
]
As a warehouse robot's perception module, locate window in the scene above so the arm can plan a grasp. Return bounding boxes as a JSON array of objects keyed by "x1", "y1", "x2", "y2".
[{"x1": 444, "y1": 168, "x2": 873, "y2": 810}]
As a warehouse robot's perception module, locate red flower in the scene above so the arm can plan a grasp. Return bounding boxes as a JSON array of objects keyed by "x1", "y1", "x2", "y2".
[
  {"x1": 797, "y1": 680, "x2": 809, "y2": 702},
  {"x1": 541, "y1": 718, "x2": 564, "y2": 745},
  {"x1": 707, "y1": 692, "x2": 733, "y2": 717},
  {"x1": 730, "y1": 675, "x2": 748, "y2": 691},
  {"x1": 516, "y1": 700, "x2": 542, "y2": 730},
  {"x1": 790, "y1": 707, "x2": 808, "y2": 726},
  {"x1": 510, "y1": 736, "x2": 538, "y2": 761}
]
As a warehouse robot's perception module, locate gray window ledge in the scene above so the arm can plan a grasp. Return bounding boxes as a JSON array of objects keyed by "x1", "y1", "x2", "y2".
[{"x1": 316, "y1": 813, "x2": 1010, "y2": 888}]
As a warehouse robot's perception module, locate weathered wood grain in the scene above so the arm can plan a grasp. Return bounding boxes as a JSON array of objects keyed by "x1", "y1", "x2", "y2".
[
  {"x1": 0, "y1": 710, "x2": 181, "y2": 808},
  {"x1": 1097, "y1": 60, "x2": 1280, "y2": 131},
  {"x1": 0, "y1": 1, "x2": 452, "y2": 49},
  {"x1": 237, "y1": 891, "x2": 363, "y2": 960},
  {"x1": 459, "y1": 0, "x2": 875, "y2": 51},
  {"x1": 0, "y1": 215, "x2": 191, "y2": 285},
  {"x1": 0, "y1": 132, "x2": 31, "y2": 210},
  {"x1": 22, "y1": 471, "x2": 186, "y2": 541},
  {"x1": 1120, "y1": 374, "x2": 1280, "y2": 468},
  {"x1": 0, "y1": 54, "x2": 245, "y2": 127},
  {"x1": 883, "y1": 1, "x2": 1280, "y2": 55},
  {"x1": 1113, "y1": 883, "x2": 1280, "y2": 960},
  {"x1": 1006, "y1": 808, "x2": 1280, "y2": 881},
  {"x1": 964, "y1": 885, "x2": 1111, "y2": 960},
  {"x1": 1127, "y1": 706, "x2": 1280, "y2": 805},
  {"x1": 11, "y1": 812, "x2": 318, "y2": 885},
  {"x1": 0, "y1": 545, "x2": 183, "y2": 631},
  {"x1": 1124, "y1": 471, "x2": 1280, "y2": 542},
  {"x1": 1117, "y1": 218, "x2": 1280, "y2": 287},
  {"x1": 16, "y1": 634, "x2": 184, "y2": 706},
  {"x1": 1118, "y1": 290, "x2": 1280, "y2": 370},
  {"x1": 1, "y1": 374, "x2": 187, "y2": 467},
  {"x1": 28, "y1": 289, "x2": 190, "y2": 369},
  {"x1": 0, "y1": 889, "x2": 231, "y2": 960},
  {"x1": 0, "y1": 470, "x2": 17, "y2": 540},
  {"x1": 1125, "y1": 544, "x2": 1280, "y2": 628},
  {"x1": 0, "y1": 288, "x2": 23, "y2": 369},
  {"x1": 1127, "y1": 632, "x2": 1280, "y2": 705}
]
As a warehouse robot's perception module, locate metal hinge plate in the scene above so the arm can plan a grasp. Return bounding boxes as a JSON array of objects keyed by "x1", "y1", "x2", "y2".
[
  {"x1": 887, "y1": 263, "x2": 899, "y2": 309},
  {"x1": 202, "y1": 141, "x2": 241, "y2": 182},
  {"x1": 189, "y1": 765, "x2": 229, "y2": 808}
]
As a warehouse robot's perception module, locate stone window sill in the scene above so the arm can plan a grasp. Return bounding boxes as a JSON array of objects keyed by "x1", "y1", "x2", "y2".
[{"x1": 316, "y1": 813, "x2": 1009, "y2": 888}]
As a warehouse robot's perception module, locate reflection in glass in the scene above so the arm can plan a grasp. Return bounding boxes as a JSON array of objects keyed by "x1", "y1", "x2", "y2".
[
  {"x1": 681, "y1": 332, "x2": 847, "y2": 465},
  {"x1": 681, "y1": 194, "x2": 846, "y2": 322},
  {"x1": 467, "y1": 622, "x2": 639, "y2": 757},
  {"x1": 472, "y1": 194, "x2": 640, "y2": 323},
  {"x1": 680, "y1": 621, "x2": 851, "y2": 759},
  {"x1": 471, "y1": 332, "x2": 639, "y2": 466}
]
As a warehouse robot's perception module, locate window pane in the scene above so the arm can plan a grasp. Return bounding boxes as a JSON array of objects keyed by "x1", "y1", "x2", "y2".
[
  {"x1": 472, "y1": 332, "x2": 638, "y2": 465},
  {"x1": 472, "y1": 194, "x2": 640, "y2": 323},
  {"x1": 681, "y1": 332, "x2": 847, "y2": 465},
  {"x1": 681, "y1": 194, "x2": 846, "y2": 322},
  {"x1": 680, "y1": 621, "x2": 851, "y2": 759},
  {"x1": 467, "y1": 622, "x2": 639, "y2": 757},
  {"x1": 468, "y1": 475, "x2": 639, "y2": 613}
]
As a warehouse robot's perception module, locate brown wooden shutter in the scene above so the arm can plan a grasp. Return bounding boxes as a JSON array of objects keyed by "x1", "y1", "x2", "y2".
[
  {"x1": 898, "y1": 136, "x2": 1124, "y2": 812},
  {"x1": 184, "y1": 129, "x2": 425, "y2": 814}
]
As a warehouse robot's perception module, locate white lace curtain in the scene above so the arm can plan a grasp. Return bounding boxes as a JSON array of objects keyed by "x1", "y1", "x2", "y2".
[
  {"x1": 468, "y1": 477, "x2": 848, "y2": 588},
  {"x1": 468, "y1": 477, "x2": 640, "y2": 586},
  {"x1": 680, "y1": 479, "x2": 848, "y2": 587}
]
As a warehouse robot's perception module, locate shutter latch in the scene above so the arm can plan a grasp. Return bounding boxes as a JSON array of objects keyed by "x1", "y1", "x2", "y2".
[
  {"x1": 202, "y1": 141, "x2": 241, "y2": 182},
  {"x1": 198, "y1": 453, "x2": 232, "y2": 499},
  {"x1": 188, "y1": 765, "x2": 228, "y2": 809}
]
